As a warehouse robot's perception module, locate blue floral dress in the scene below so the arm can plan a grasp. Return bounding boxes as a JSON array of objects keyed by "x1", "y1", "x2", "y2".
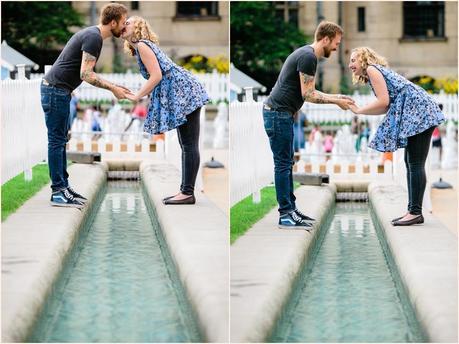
[
  {"x1": 134, "y1": 39, "x2": 209, "y2": 134},
  {"x1": 368, "y1": 64, "x2": 444, "y2": 152}
]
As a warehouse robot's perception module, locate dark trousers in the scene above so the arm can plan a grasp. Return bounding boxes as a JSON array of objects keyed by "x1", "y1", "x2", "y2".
[
  {"x1": 263, "y1": 108, "x2": 296, "y2": 214},
  {"x1": 404, "y1": 126, "x2": 436, "y2": 215},
  {"x1": 41, "y1": 82, "x2": 71, "y2": 191},
  {"x1": 177, "y1": 107, "x2": 201, "y2": 195}
]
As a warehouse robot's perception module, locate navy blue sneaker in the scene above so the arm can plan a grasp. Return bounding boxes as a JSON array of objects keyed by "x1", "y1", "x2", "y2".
[
  {"x1": 50, "y1": 189, "x2": 85, "y2": 208},
  {"x1": 279, "y1": 211, "x2": 313, "y2": 231},
  {"x1": 294, "y1": 208, "x2": 316, "y2": 222},
  {"x1": 67, "y1": 186, "x2": 88, "y2": 203}
]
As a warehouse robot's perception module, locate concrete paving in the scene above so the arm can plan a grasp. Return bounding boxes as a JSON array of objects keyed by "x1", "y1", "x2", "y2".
[
  {"x1": 1, "y1": 163, "x2": 108, "y2": 343},
  {"x1": 202, "y1": 148, "x2": 229, "y2": 216},
  {"x1": 230, "y1": 184, "x2": 336, "y2": 343},
  {"x1": 140, "y1": 160, "x2": 229, "y2": 343},
  {"x1": 429, "y1": 168, "x2": 457, "y2": 236}
]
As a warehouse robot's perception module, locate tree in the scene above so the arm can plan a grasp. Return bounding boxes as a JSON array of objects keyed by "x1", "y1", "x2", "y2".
[
  {"x1": 231, "y1": 2, "x2": 309, "y2": 91},
  {"x1": 1, "y1": 2, "x2": 83, "y2": 51}
]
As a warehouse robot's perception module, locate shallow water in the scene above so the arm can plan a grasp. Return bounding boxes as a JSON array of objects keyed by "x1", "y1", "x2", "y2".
[
  {"x1": 29, "y1": 182, "x2": 200, "y2": 342},
  {"x1": 270, "y1": 202, "x2": 426, "y2": 343}
]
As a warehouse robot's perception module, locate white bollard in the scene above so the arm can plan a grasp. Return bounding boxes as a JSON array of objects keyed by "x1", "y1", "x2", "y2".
[
  {"x1": 155, "y1": 139, "x2": 164, "y2": 159},
  {"x1": 326, "y1": 159, "x2": 334, "y2": 176},
  {"x1": 296, "y1": 159, "x2": 306, "y2": 173},
  {"x1": 83, "y1": 137, "x2": 92, "y2": 152},
  {"x1": 252, "y1": 189, "x2": 261, "y2": 204},
  {"x1": 384, "y1": 160, "x2": 393, "y2": 180}
]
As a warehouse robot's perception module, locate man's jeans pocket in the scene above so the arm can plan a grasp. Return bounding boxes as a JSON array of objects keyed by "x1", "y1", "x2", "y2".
[{"x1": 263, "y1": 110, "x2": 275, "y2": 138}]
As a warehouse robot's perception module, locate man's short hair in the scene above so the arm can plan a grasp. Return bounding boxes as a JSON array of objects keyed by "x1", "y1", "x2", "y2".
[
  {"x1": 315, "y1": 21, "x2": 343, "y2": 41},
  {"x1": 100, "y1": 3, "x2": 128, "y2": 25}
]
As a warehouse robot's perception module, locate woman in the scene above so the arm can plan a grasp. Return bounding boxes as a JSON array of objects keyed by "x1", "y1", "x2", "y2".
[
  {"x1": 122, "y1": 16, "x2": 209, "y2": 205},
  {"x1": 348, "y1": 47, "x2": 444, "y2": 226}
]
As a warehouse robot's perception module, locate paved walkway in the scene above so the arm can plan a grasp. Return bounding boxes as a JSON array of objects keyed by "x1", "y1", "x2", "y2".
[
  {"x1": 429, "y1": 168, "x2": 457, "y2": 236},
  {"x1": 202, "y1": 148, "x2": 229, "y2": 216}
]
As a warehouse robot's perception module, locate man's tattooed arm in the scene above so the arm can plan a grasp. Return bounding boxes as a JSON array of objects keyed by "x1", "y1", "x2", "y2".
[
  {"x1": 300, "y1": 72, "x2": 351, "y2": 104},
  {"x1": 80, "y1": 52, "x2": 115, "y2": 91}
]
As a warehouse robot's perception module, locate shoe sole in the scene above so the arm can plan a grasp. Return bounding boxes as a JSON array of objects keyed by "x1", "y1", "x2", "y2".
[
  {"x1": 278, "y1": 224, "x2": 313, "y2": 231},
  {"x1": 50, "y1": 201, "x2": 85, "y2": 209},
  {"x1": 163, "y1": 201, "x2": 196, "y2": 205}
]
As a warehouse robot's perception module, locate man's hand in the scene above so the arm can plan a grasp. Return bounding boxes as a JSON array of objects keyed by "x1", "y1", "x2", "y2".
[
  {"x1": 336, "y1": 98, "x2": 355, "y2": 110},
  {"x1": 112, "y1": 85, "x2": 134, "y2": 100},
  {"x1": 338, "y1": 94, "x2": 355, "y2": 103}
]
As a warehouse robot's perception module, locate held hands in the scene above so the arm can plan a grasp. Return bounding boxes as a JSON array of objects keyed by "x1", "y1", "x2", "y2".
[
  {"x1": 112, "y1": 84, "x2": 135, "y2": 100},
  {"x1": 336, "y1": 98, "x2": 355, "y2": 111},
  {"x1": 348, "y1": 103, "x2": 360, "y2": 114},
  {"x1": 125, "y1": 92, "x2": 141, "y2": 102}
]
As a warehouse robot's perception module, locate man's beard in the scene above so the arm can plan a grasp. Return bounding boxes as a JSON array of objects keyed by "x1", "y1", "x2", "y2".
[
  {"x1": 323, "y1": 46, "x2": 332, "y2": 58},
  {"x1": 111, "y1": 28, "x2": 122, "y2": 38}
]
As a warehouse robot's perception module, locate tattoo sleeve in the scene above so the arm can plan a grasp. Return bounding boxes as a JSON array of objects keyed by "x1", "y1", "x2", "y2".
[
  {"x1": 80, "y1": 52, "x2": 114, "y2": 91},
  {"x1": 301, "y1": 72, "x2": 339, "y2": 104}
]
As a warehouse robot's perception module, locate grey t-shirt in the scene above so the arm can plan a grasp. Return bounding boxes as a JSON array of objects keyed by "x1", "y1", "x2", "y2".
[
  {"x1": 266, "y1": 45, "x2": 317, "y2": 114},
  {"x1": 44, "y1": 26, "x2": 103, "y2": 92}
]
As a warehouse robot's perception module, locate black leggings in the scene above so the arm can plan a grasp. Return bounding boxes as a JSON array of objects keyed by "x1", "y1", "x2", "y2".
[
  {"x1": 404, "y1": 126, "x2": 435, "y2": 215},
  {"x1": 177, "y1": 107, "x2": 201, "y2": 195}
]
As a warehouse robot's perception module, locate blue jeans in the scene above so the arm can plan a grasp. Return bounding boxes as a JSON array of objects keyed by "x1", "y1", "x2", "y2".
[
  {"x1": 41, "y1": 82, "x2": 71, "y2": 191},
  {"x1": 263, "y1": 108, "x2": 296, "y2": 214}
]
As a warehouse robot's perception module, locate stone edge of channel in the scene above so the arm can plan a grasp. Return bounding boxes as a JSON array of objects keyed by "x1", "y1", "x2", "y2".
[
  {"x1": 368, "y1": 181, "x2": 458, "y2": 343},
  {"x1": 1, "y1": 162, "x2": 108, "y2": 343},
  {"x1": 140, "y1": 159, "x2": 229, "y2": 343},
  {"x1": 230, "y1": 183, "x2": 337, "y2": 343}
]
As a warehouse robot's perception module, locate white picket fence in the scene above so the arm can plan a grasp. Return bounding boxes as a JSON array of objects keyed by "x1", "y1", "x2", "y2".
[
  {"x1": 1, "y1": 77, "x2": 47, "y2": 183},
  {"x1": 230, "y1": 99, "x2": 274, "y2": 206},
  {"x1": 31, "y1": 70, "x2": 228, "y2": 103}
]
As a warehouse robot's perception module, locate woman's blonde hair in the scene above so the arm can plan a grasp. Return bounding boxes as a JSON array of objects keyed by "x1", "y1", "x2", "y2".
[
  {"x1": 124, "y1": 16, "x2": 159, "y2": 56},
  {"x1": 351, "y1": 47, "x2": 388, "y2": 84}
]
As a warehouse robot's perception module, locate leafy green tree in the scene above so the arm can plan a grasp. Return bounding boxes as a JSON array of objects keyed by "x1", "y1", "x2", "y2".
[
  {"x1": 1, "y1": 2, "x2": 83, "y2": 50},
  {"x1": 231, "y1": 2, "x2": 309, "y2": 91}
]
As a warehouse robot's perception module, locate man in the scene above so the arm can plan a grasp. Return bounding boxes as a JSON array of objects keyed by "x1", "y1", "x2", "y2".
[
  {"x1": 263, "y1": 21, "x2": 354, "y2": 229},
  {"x1": 42, "y1": 3, "x2": 133, "y2": 208}
]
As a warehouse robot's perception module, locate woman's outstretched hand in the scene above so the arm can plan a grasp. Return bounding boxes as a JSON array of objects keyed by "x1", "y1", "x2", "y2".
[
  {"x1": 125, "y1": 93, "x2": 140, "y2": 102},
  {"x1": 349, "y1": 104, "x2": 360, "y2": 114}
]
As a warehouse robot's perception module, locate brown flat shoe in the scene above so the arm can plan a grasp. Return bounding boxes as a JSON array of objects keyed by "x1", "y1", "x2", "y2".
[
  {"x1": 163, "y1": 195, "x2": 196, "y2": 205},
  {"x1": 392, "y1": 215, "x2": 424, "y2": 226}
]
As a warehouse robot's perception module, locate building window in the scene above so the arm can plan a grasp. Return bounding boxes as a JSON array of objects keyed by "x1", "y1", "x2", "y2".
[
  {"x1": 275, "y1": 1, "x2": 299, "y2": 27},
  {"x1": 403, "y1": 1, "x2": 445, "y2": 38},
  {"x1": 175, "y1": 1, "x2": 219, "y2": 19},
  {"x1": 131, "y1": 2, "x2": 139, "y2": 11},
  {"x1": 357, "y1": 7, "x2": 365, "y2": 32}
]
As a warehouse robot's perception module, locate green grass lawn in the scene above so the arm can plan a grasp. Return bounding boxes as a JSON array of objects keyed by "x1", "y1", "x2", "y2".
[
  {"x1": 230, "y1": 183, "x2": 300, "y2": 244},
  {"x1": 1, "y1": 163, "x2": 50, "y2": 221}
]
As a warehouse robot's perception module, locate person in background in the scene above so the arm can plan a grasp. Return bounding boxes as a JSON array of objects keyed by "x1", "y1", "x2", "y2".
[
  {"x1": 125, "y1": 99, "x2": 148, "y2": 132},
  {"x1": 69, "y1": 91, "x2": 79, "y2": 131},
  {"x1": 431, "y1": 104, "x2": 443, "y2": 161},
  {"x1": 308, "y1": 124, "x2": 322, "y2": 146},
  {"x1": 323, "y1": 131, "x2": 334, "y2": 159},
  {"x1": 293, "y1": 110, "x2": 307, "y2": 152}
]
